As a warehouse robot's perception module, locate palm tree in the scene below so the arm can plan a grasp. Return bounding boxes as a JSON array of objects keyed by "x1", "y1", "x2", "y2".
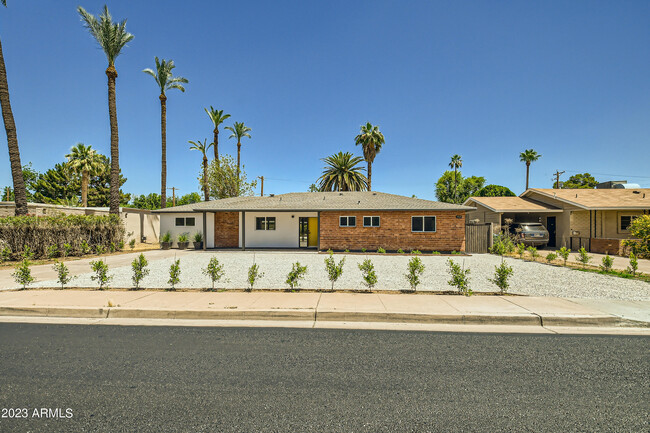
[
  {"x1": 66, "y1": 143, "x2": 104, "y2": 207},
  {"x1": 78, "y1": 5, "x2": 134, "y2": 215},
  {"x1": 0, "y1": 0, "x2": 28, "y2": 215},
  {"x1": 449, "y1": 154, "x2": 463, "y2": 203},
  {"x1": 189, "y1": 139, "x2": 213, "y2": 201},
  {"x1": 143, "y1": 57, "x2": 188, "y2": 209},
  {"x1": 317, "y1": 152, "x2": 368, "y2": 192},
  {"x1": 204, "y1": 107, "x2": 230, "y2": 161},
  {"x1": 225, "y1": 122, "x2": 252, "y2": 180},
  {"x1": 354, "y1": 122, "x2": 385, "y2": 191},
  {"x1": 519, "y1": 149, "x2": 541, "y2": 190}
]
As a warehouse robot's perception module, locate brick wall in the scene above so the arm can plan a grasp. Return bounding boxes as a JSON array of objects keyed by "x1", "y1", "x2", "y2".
[
  {"x1": 214, "y1": 212, "x2": 239, "y2": 247},
  {"x1": 590, "y1": 238, "x2": 623, "y2": 255},
  {"x1": 319, "y1": 211, "x2": 466, "y2": 252}
]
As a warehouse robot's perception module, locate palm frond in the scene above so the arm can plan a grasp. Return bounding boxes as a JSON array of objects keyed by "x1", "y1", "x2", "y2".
[{"x1": 78, "y1": 5, "x2": 134, "y2": 67}]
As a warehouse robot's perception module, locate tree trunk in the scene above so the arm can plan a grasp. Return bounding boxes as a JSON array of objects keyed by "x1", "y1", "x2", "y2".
[
  {"x1": 160, "y1": 94, "x2": 167, "y2": 209},
  {"x1": 237, "y1": 141, "x2": 241, "y2": 177},
  {"x1": 106, "y1": 66, "x2": 120, "y2": 215},
  {"x1": 453, "y1": 168, "x2": 458, "y2": 203},
  {"x1": 525, "y1": 162, "x2": 530, "y2": 190},
  {"x1": 81, "y1": 170, "x2": 89, "y2": 207},
  {"x1": 213, "y1": 127, "x2": 219, "y2": 161},
  {"x1": 202, "y1": 156, "x2": 209, "y2": 201},
  {"x1": 367, "y1": 162, "x2": 372, "y2": 191},
  {"x1": 0, "y1": 38, "x2": 28, "y2": 216}
]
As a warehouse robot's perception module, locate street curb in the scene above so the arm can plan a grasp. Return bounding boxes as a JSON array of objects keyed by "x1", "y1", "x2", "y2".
[{"x1": 0, "y1": 306, "x2": 647, "y2": 328}]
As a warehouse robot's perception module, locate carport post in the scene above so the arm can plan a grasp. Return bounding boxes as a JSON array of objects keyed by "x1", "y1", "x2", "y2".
[
  {"x1": 242, "y1": 211, "x2": 246, "y2": 251},
  {"x1": 202, "y1": 211, "x2": 207, "y2": 251}
]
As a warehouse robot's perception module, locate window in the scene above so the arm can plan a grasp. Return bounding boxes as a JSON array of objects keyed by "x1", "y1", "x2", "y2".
[
  {"x1": 255, "y1": 217, "x2": 276, "y2": 230},
  {"x1": 620, "y1": 215, "x2": 637, "y2": 232},
  {"x1": 363, "y1": 216, "x2": 380, "y2": 227},
  {"x1": 412, "y1": 216, "x2": 436, "y2": 232},
  {"x1": 339, "y1": 216, "x2": 356, "y2": 227},
  {"x1": 175, "y1": 217, "x2": 196, "y2": 227},
  {"x1": 175, "y1": 217, "x2": 185, "y2": 227}
]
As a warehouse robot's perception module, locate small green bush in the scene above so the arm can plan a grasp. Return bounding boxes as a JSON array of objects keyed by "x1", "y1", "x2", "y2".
[
  {"x1": 526, "y1": 246, "x2": 539, "y2": 260},
  {"x1": 576, "y1": 247, "x2": 591, "y2": 268},
  {"x1": 600, "y1": 254, "x2": 614, "y2": 273},
  {"x1": 627, "y1": 252, "x2": 639, "y2": 276},
  {"x1": 490, "y1": 233, "x2": 515, "y2": 256},
  {"x1": 109, "y1": 242, "x2": 117, "y2": 253},
  {"x1": 178, "y1": 233, "x2": 189, "y2": 243},
  {"x1": 488, "y1": 259, "x2": 514, "y2": 294},
  {"x1": 53, "y1": 261, "x2": 74, "y2": 289},
  {"x1": 203, "y1": 257, "x2": 226, "y2": 289},
  {"x1": 377, "y1": 247, "x2": 386, "y2": 254},
  {"x1": 46, "y1": 244, "x2": 59, "y2": 259},
  {"x1": 545, "y1": 252, "x2": 558, "y2": 264},
  {"x1": 0, "y1": 246, "x2": 11, "y2": 263},
  {"x1": 431, "y1": 251, "x2": 441, "y2": 255},
  {"x1": 117, "y1": 240, "x2": 125, "y2": 250},
  {"x1": 447, "y1": 259, "x2": 471, "y2": 296},
  {"x1": 247, "y1": 263, "x2": 264, "y2": 291},
  {"x1": 622, "y1": 214, "x2": 650, "y2": 258},
  {"x1": 22, "y1": 246, "x2": 34, "y2": 260},
  {"x1": 131, "y1": 254, "x2": 150, "y2": 289},
  {"x1": 324, "y1": 252, "x2": 345, "y2": 290},
  {"x1": 361, "y1": 247, "x2": 367, "y2": 253},
  {"x1": 161, "y1": 232, "x2": 173, "y2": 243},
  {"x1": 557, "y1": 247, "x2": 570, "y2": 266},
  {"x1": 95, "y1": 244, "x2": 106, "y2": 255},
  {"x1": 411, "y1": 250, "x2": 421, "y2": 255},
  {"x1": 358, "y1": 258, "x2": 377, "y2": 290},
  {"x1": 405, "y1": 256, "x2": 425, "y2": 291},
  {"x1": 286, "y1": 262, "x2": 308, "y2": 290},
  {"x1": 516, "y1": 243, "x2": 526, "y2": 259},
  {"x1": 397, "y1": 248, "x2": 405, "y2": 254},
  {"x1": 13, "y1": 259, "x2": 35, "y2": 289},
  {"x1": 193, "y1": 232, "x2": 203, "y2": 243},
  {"x1": 129, "y1": 239, "x2": 136, "y2": 250},
  {"x1": 168, "y1": 259, "x2": 181, "y2": 290},
  {"x1": 344, "y1": 249, "x2": 350, "y2": 253},
  {"x1": 90, "y1": 260, "x2": 112, "y2": 290},
  {"x1": 63, "y1": 243, "x2": 73, "y2": 257},
  {"x1": 81, "y1": 240, "x2": 91, "y2": 255}
]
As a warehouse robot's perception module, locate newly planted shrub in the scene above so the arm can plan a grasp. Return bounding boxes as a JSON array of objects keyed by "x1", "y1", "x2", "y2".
[
  {"x1": 178, "y1": 233, "x2": 189, "y2": 243},
  {"x1": 397, "y1": 248, "x2": 405, "y2": 254},
  {"x1": 344, "y1": 249, "x2": 350, "y2": 253},
  {"x1": 193, "y1": 232, "x2": 203, "y2": 243},
  {"x1": 90, "y1": 260, "x2": 112, "y2": 290},
  {"x1": 202, "y1": 257, "x2": 225, "y2": 289},
  {"x1": 324, "y1": 252, "x2": 345, "y2": 290},
  {"x1": 361, "y1": 247, "x2": 367, "y2": 253},
  {"x1": 411, "y1": 250, "x2": 422, "y2": 255},
  {"x1": 22, "y1": 246, "x2": 34, "y2": 260},
  {"x1": 545, "y1": 252, "x2": 558, "y2": 264},
  {"x1": 576, "y1": 247, "x2": 591, "y2": 268},
  {"x1": 52, "y1": 261, "x2": 74, "y2": 289},
  {"x1": 63, "y1": 243, "x2": 73, "y2": 257},
  {"x1": 600, "y1": 254, "x2": 614, "y2": 273},
  {"x1": 405, "y1": 256, "x2": 425, "y2": 291},
  {"x1": 526, "y1": 246, "x2": 539, "y2": 261},
  {"x1": 285, "y1": 262, "x2": 308, "y2": 290},
  {"x1": 1, "y1": 246, "x2": 12, "y2": 263},
  {"x1": 516, "y1": 243, "x2": 526, "y2": 259},
  {"x1": 46, "y1": 244, "x2": 59, "y2": 259},
  {"x1": 117, "y1": 240, "x2": 125, "y2": 250},
  {"x1": 168, "y1": 259, "x2": 181, "y2": 290},
  {"x1": 488, "y1": 259, "x2": 514, "y2": 294},
  {"x1": 358, "y1": 259, "x2": 377, "y2": 290},
  {"x1": 80, "y1": 240, "x2": 91, "y2": 255},
  {"x1": 13, "y1": 259, "x2": 34, "y2": 289},
  {"x1": 557, "y1": 247, "x2": 570, "y2": 266},
  {"x1": 247, "y1": 263, "x2": 264, "y2": 291},
  {"x1": 627, "y1": 252, "x2": 639, "y2": 276},
  {"x1": 377, "y1": 247, "x2": 386, "y2": 254},
  {"x1": 129, "y1": 238, "x2": 136, "y2": 250},
  {"x1": 95, "y1": 244, "x2": 106, "y2": 255},
  {"x1": 431, "y1": 251, "x2": 441, "y2": 255},
  {"x1": 447, "y1": 259, "x2": 471, "y2": 296},
  {"x1": 161, "y1": 232, "x2": 173, "y2": 243},
  {"x1": 490, "y1": 233, "x2": 515, "y2": 256},
  {"x1": 131, "y1": 254, "x2": 150, "y2": 289},
  {"x1": 109, "y1": 242, "x2": 117, "y2": 253}
]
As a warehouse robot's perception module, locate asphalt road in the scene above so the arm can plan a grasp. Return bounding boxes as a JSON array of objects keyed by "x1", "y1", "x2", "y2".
[{"x1": 0, "y1": 324, "x2": 648, "y2": 432}]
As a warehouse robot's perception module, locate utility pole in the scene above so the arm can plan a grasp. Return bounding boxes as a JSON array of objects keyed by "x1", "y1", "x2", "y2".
[
  {"x1": 167, "y1": 187, "x2": 179, "y2": 207},
  {"x1": 258, "y1": 176, "x2": 264, "y2": 196},
  {"x1": 553, "y1": 170, "x2": 565, "y2": 189}
]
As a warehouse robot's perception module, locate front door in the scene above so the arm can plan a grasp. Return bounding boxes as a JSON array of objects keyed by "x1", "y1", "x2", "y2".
[
  {"x1": 546, "y1": 216, "x2": 556, "y2": 247},
  {"x1": 299, "y1": 217, "x2": 318, "y2": 248}
]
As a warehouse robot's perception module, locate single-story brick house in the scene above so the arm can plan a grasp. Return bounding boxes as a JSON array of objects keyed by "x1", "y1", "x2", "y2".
[
  {"x1": 464, "y1": 188, "x2": 650, "y2": 254},
  {"x1": 154, "y1": 192, "x2": 475, "y2": 251}
]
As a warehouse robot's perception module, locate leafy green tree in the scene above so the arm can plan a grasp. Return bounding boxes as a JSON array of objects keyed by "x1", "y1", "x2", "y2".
[
  {"x1": 556, "y1": 173, "x2": 598, "y2": 189},
  {"x1": 307, "y1": 183, "x2": 318, "y2": 192},
  {"x1": 354, "y1": 122, "x2": 385, "y2": 191},
  {"x1": 143, "y1": 57, "x2": 188, "y2": 209},
  {"x1": 519, "y1": 149, "x2": 541, "y2": 190},
  {"x1": 129, "y1": 192, "x2": 200, "y2": 210},
  {"x1": 0, "y1": 0, "x2": 28, "y2": 215},
  {"x1": 189, "y1": 139, "x2": 213, "y2": 201},
  {"x1": 78, "y1": 5, "x2": 134, "y2": 215},
  {"x1": 623, "y1": 215, "x2": 650, "y2": 258},
  {"x1": 449, "y1": 154, "x2": 463, "y2": 203},
  {"x1": 205, "y1": 154, "x2": 257, "y2": 199},
  {"x1": 225, "y1": 121, "x2": 252, "y2": 181},
  {"x1": 2, "y1": 162, "x2": 37, "y2": 202},
  {"x1": 435, "y1": 171, "x2": 485, "y2": 203},
  {"x1": 317, "y1": 152, "x2": 368, "y2": 192},
  {"x1": 475, "y1": 184, "x2": 516, "y2": 197},
  {"x1": 204, "y1": 107, "x2": 230, "y2": 161},
  {"x1": 66, "y1": 143, "x2": 104, "y2": 207}
]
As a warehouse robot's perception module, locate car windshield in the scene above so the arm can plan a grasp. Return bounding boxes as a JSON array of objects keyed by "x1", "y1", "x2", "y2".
[{"x1": 521, "y1": 224, "x2": 545, "y2": 232}]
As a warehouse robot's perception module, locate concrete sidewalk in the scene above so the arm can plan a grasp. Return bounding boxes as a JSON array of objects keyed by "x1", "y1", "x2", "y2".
[{"x1": 0, "y1": 290, "x2": 648, "y2": 331}]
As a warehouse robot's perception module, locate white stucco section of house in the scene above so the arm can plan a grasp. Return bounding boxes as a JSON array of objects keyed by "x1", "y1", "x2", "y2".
[
  {"x1": 243, "y1": 211, "x2": 317, "y2": 248},
  {"x1": 160, "y1": 212, "x2": 203, "y2": 247}
]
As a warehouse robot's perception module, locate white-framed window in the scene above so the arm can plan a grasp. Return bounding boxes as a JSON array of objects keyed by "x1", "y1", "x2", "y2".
[
  {"x1": 175, "y1": 217, "x2": 196, "y2": 227},
  {"x1": 363, "y1": 216, "x2": 380, "y2": 227},
  {"x1": 339, "y1": 216, "x2": 356, "y2": 227},
  {"x1": 255, "y1": 216, "x2": 276, "y2": 230},
  {"x1": 619, "y1": 214, "x2": 638, "y2": 232},
  {"x1": 411, "y1": 216, "x2": 436, "y2": 232}
]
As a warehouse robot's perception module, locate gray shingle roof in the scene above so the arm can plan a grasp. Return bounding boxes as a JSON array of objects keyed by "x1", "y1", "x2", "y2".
[{"x1": 154, "y1": 192, "x2": 475, "y2": 213}]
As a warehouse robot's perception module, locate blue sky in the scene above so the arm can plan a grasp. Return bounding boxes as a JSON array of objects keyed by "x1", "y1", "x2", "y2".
[{"x1": 1, "y1": 0, "x2": 649, "y2": 201}]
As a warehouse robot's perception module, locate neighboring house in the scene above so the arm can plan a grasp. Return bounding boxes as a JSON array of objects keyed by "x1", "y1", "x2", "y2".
[
  {"x1": 154, "y1": 192, "x2": 474, "y2": 251},
  {"x1": 464, "y1": 188, "x2": 650, "y2": 254}
]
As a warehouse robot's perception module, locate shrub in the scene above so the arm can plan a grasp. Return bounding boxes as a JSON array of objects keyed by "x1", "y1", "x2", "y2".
[
  {"x1": 397, "y1": 248, "x2": 405, "y2": 254},
  {"x1": 109, "y1": 242, "x2": 117, "y2": 253},
  {"x1": 526, "y1": 246, "x2": 539, "y2": 260},
  {"x1": 131, "y1": 254, "x2": 150, "y2": 289},
  {"x1": 447, "y1": 259, "x2": 471, "y2": 296},
  {"x1": 53, "y1": 261, "x2": 73, "y2": 289},
  {"x1": 622, "y1": 214, "x2": 650, "y2": 258},
  {"x1": 286, "y1": 262, "x2": 308, "y2": 290},
  {"x1": 203, "y1": 257, "x2": 226, "y2": 289},
  {"x1": 405, "y1": 256, "x2": 425, "y2": 291},
  {"x1": 576, "y1": 247, "x2": 591, "y2": 268},
  {"x1": 358, "y1": 259, "x2": 377, "y2": 290},
  {"x1": 0, "y1": 214, "x2": 124, "y2": 260},
  {"x1": 516, "y1": 243, "x2": 526, "y2": 259},
  {"x1": 344, "y1": 249, "x2": 350, "y2": 253},
  {"x1": 557, "y1": 247, "x2": 571, "y2": 266},
  {"x1": 46, "y1": 244, "x2": 59, "y2": 259},
  {"x1": 193, "y1": 232, "x2": 203, "y2": 243},
  {"x1": 0, "y1": 246, "x2": 11, "y2": 263},
  {"x1": 490, "y1": 233, "x2": 515, "y2": 256},
  {"x1": 117, "y1": 240, "x2": 125, "y2": 250},
  {"x1": 411, "y1": 250, "x2": 421, "y2": 255},
  {"x1": 247, "y1": 263, "x2": 264, "y2": 290},
  {"x1": 327, "y1": 248, "x2": 334, "y2": 254},
  {"x1": 95, "y1": 245, "x2": 105, "y2": 255},
  {"x1": 627, "y1": 252, "x2": 639, "y2": 276},
  {"x1": 129, "y1": 239, "x2": 136, "y2": 250},
  {"x1": 62, "y1": 243, "x2": 73, "y2": 257},
  {"x1": 13, "y1": 259, "x2": 34, "y2": 289},
  {"x1": 361, "y1": 247, "x2": 367, "y2": 253},
  {"x1": 488, "y1": 259, "x2": 514, "y2": 294},
  {"x1": 168, "y1": 259, "x2": 181, "y2": 290},
  {"x1": 81, "y1": 240, "x2": 91, "y2": 255},
  {"x1": 161, "y1": 231, "x2": 173, "y2": 243},
  {"x1": 324, "y1": 252, "x2": 345, "y2": 290},
  {"x1": 545, "y1": 252, "x2": 558, "y2": 264},
  {"x1": 178, "y1": 233, "x2": 189, "y2": 243},
  {"x1": 600, "y1": 254, "x2": 614, "y2": 273},
  {"x1": 22, "y1": 246, "x2": 34, "y2": 260},
  {"x1": 377, "y1": 247, "x2": 386, "y2": 254},
  {"x1": 431, "y1": 251, "x2": 441, "y2": 255},
  {"x1": 90, "y1": 260, "x2": 112, "y2": 290}
]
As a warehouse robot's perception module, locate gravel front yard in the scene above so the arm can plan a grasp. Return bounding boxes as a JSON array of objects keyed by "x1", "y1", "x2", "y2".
[{"x1": 30, "y1": 251, "x2": 650, "y2": 301}]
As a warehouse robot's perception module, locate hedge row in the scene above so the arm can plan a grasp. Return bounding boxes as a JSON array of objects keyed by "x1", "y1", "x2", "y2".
[{"x1": 0, "y1": 214, "x2": 125, "y2": 260}]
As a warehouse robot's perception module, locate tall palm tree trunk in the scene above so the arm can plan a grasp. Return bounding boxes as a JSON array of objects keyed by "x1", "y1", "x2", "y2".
[
  {"x1": 81, "y1": 170, "x2": 89, "y2": 207},
  {"x1": 160, "y1": 94, "x2": 167, "y2": 209},
  {"x1": 213, "y1": 128, "x2": 219, "y2": 161},
  {"x1": 202, "y1": 156, "x2": 209, "y2": 201},
  {"x1": 367, "y1": 162, "x2": 372, "y2": 191},
  {"x1": 237, "y1": 141, "x2": 241, "y2": 179},
  {"x1": 453, "y1": 167, "x2": 458, "y2": 203},
  {"x1": 0, "y1": 38, "x2": 28, "y2": 216},
  {"x1": 106, "y1": 66, "x2": 120, "y2": 215},
  {"x1": 525, "y1": 162, "x2": 530, "y2": 190}
]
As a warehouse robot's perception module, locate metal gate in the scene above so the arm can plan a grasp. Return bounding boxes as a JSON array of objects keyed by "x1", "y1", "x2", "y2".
[{"x1": 465, "y1": 223, "x2": 492, "y2": 253}]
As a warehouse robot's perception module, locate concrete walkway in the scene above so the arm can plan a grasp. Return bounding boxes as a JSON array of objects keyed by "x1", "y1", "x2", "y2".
[{"x1": 0, "y1": 290, "x2": 648, "y2": 332}]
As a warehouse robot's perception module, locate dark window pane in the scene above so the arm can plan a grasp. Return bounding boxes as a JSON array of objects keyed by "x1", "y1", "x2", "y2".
[
  {"x1": 424, "y1": 216, "x2": 436, "y2": 232},
  {"x1": 621, "y1": 216, "x2": 631, "y2": 231},
  {"x1": 363, "y1": 216, "x2": 372, "y2": 226},
  {"x1": 175, "y1": 218, "x2": 184, "y2": 226},
  {"x1": 340, "y1": 216, "x2": 347, "y2": 227},
  {"x1": 267, "y1": 217, "x2": 276, "y2": 230},
  {"x1": 412, "y1": 217, "x2": 423, "y2": 232},
  {"x1": 372, "y1": 216, "x2": 380, "y2": 227},
  {"x1": 186, "y1": 218, "x2": 196, "y2": 227},
  {"x1": 256, "y1": 217, "x2": 265, "y2": 230},
  {"x1": 348, "y1": 216, "x2": 356, "y2": 227}
]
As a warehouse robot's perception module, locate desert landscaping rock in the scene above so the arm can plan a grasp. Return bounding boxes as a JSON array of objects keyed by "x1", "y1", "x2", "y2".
[{"x1": 22, "y1": 251, "x2": 650, "y2": 301}]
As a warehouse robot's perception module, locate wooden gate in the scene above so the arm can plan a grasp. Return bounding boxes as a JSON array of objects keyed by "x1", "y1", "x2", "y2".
[{"x1": 465, "y1": 223, "x2": 492, "y2": 253}]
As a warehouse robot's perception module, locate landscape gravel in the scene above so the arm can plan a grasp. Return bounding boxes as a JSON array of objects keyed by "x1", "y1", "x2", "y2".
[{"x1": 29, "y1": 251, "x2": 650, "y2": 300}]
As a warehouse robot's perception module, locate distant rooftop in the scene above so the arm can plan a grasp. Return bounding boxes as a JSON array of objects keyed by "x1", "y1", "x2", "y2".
[
  {"x1": 463, "y1": 196, "x2": 562, "y2": 213},
  {"x1": 523, "y1": 188, "x2": 650, "y2": 210}
]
